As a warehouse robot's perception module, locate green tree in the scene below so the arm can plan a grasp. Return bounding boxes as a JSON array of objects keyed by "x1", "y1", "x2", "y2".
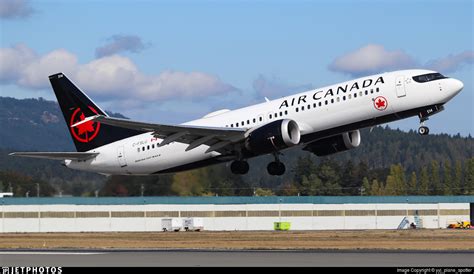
[
  {"x1": 430, "y1": 160, "x2": 441, "y2": 195},
  {"x1": 277, "y1": 181, "x2": 300, "y2": 196},
  {"x1": 464, "y1": 158, "x2": 474, "y2": 195},
  {"x1": 254, "y1": 188, "x2": 275, "y2": 196},
  {"x1": 293, "y1": 155, "x2": 317, "y2": 184},
  {"x1": 317, "y1": 160, "x2": 341, "y2": 195},
  {"x1": 408, "y1": 172, "x2": 417, "y2": 195},
  {"x1": 419, "y1": 167, "x2": 430, "y2": 195},
  {"x1": 301, "y1": 174, "x2": 323, "y2": 196},
  {"x1": 369, "y1": 179, "x2": 384, "y2": 195},
  {"x1": 384, "y1": 164, "x2": 406, "y2": 195},
  {"x1": 443, "y1": 160, "x2": 452, "y2": 195},
  {"x1": 361, "y1": 177, "x2": 371, "y2": 196},
  {"x1": 171, "y1": 168, "x2": 214, "y2": 196},
  {"x1": 452, "y1": 160, "x2": 462, "y2": 195}
]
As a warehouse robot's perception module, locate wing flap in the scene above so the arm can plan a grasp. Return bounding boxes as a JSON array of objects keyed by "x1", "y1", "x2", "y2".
[{"x1": 9, "y1": 152, "x2": 99, "y2": 161}]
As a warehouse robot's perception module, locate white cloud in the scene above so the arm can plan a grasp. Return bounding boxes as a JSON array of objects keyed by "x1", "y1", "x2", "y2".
[
  {"x1": 0, "y1": 43, "x2": 36, "y2": 82},
  {"x1": 328, "y1": 44, "x2": 416, "y2": 76},
  {"x1": 95, "y1": 35, "x2": 149, "y2": 58},
  {"x1": 253, "y1": 74, "x2": 312, "y2": 99},
  {"x1": 0, "y1": 0, "x2": 33, "y2": 19},
  {"x1": 19, "y1": 49, "x2": 78, "y2": 89},
  {"x1": 0, "y1": 44, "x2": 237, "y2": 101},
  {"x1": 427, "y1": 51, "x2": 474, "y2": 73}
]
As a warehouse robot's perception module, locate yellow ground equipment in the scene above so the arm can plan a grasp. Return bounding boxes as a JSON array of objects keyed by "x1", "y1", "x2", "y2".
[
  {"x1": 274, "y1": 222, "x2": 291, "y2": 231},
  {"x1": 447, "y1": 221, "x2": 471, "y2": 229}
]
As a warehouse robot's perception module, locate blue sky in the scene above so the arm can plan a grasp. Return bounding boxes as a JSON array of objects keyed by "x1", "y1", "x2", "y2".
[{"x1": 1, "y1": 0, "x2": 473, "y2": 135}]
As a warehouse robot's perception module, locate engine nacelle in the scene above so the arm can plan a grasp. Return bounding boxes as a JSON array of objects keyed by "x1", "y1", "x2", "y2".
[
  {"x1": 245, "y1": 119, "x2": 301, "y2": 155},
  {"x1": 304, "y1": 130, "x2": 361, "y2": 156}
]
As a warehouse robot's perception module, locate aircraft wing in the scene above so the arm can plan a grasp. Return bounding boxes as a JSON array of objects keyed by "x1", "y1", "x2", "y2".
[
  {"x1": 9, "y1": 152, "x2": 99, "y2": 160},
  {"x1": 72, "y1": 115, "x2": 246, "y2": 153}
]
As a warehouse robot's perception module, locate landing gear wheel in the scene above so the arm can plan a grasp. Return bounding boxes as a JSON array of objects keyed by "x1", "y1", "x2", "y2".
[
  {"x1": 418, "y1": 126, "x2": 429, "y2": 135},
  {"x1": 267, "y1": 161, "x2": 285, "y2": 176},
  {"x1": 230, "y1": 160, "x2": 249, "y2": 175}
]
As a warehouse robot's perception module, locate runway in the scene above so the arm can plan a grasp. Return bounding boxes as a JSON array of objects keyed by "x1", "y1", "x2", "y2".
[{"x1": 1, "y1": 250, "x2": 473, "y2": 267}]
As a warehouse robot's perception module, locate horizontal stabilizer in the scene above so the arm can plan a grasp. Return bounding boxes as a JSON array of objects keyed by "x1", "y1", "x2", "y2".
[{"x1": 9, "y1": 152, "x2": 99, "y2": 161}]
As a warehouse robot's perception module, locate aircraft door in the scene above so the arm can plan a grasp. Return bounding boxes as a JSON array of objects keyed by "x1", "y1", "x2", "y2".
[
  {"x1": 117, "y1": 146, "x2": 127, "y2": 168},
  {"x1": 395, "y1": 76, "x2": 406, "y2": 97}
]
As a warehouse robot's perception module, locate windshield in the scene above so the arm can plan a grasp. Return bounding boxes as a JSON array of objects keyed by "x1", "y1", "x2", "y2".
[{"x1": 412, "y1": 73, "x2": 447, "y2": 83}]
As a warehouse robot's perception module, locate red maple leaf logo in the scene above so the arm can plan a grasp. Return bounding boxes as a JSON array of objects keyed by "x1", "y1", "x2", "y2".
[
  {"x1": 70, "y1": 106, "x2": 101, "y2": 143},
  {"x1": 76, "y1": 113, "x2": 95, "y2": 136},
  {"x1": 376, "y1": 98, "x2": 386, "y2": 108}
]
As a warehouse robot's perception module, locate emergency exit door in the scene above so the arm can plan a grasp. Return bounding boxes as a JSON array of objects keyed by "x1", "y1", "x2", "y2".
[
  {"x1": 117, "y1": 146, "x2": 127, "y2": 168},
  {"x1": 395, "y1": 76, "x2": 406, "y2": 97}
]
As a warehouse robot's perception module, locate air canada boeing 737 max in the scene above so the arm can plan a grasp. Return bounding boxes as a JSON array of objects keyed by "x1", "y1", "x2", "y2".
[{"x1": 10, "y1": 70, "x2": 463, "y2": 176}]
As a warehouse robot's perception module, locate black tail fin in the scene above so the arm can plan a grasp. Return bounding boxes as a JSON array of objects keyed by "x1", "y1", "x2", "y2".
[{"x1": 49, "y1": 73, "x2": 142, "y2": 152}]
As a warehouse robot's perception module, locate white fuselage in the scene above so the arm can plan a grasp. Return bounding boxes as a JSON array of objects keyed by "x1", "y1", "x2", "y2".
[{"x1": 66, "y1": 69, "x2": 463, "y2": 175}]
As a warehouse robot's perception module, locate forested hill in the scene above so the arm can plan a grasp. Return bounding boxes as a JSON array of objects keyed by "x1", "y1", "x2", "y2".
[
  {"x1": 0, "y1": 97, "x2": 126, "y2": 151},
  {"x1": 0, "y1": 96, "x2": 472, "y2": 197}
]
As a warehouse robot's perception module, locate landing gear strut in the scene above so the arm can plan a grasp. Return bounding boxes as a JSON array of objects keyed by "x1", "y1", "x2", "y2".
[
  {"x1": 418, "y1": 117, "x2": 430, "y2": 136},
  {"x1": 267, "y1": 153, "x2": 285, "y2": 176},
  {"x1": 230, "y1": 160, "x2": 249, "y2": 175}
]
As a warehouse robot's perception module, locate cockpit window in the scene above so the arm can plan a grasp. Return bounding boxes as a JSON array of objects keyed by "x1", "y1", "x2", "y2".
[{"x1": 412, "y1": 73, "x2": 447, "y2": 83}]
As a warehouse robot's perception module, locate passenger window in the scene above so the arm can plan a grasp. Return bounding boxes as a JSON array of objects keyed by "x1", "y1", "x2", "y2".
[
  {"x1": 285, "y1": 110, "x2": 288, "y2": 115},
  {"x1": 152, "y1": 144, "x2": 155, "y2": 149},
  {"x1": 241, "y1": 121, "x2": 244, "y2": 125},
  {"x1": 307, "y1": 104, "x2": 311, "y2": 109},
  {"x1": 319, "y1": 102, "x2": 322, "y2": 107},
  {"x1": 343, "y1": 96, "x2": 346, "y2": 101},
  {"x1": 247, "y1": 120, "x2": 250, "y2": 125},
  {"x1": 354, "y1": 93, "x2": 357, "y2": 98},
  {"x1": 349, "y1": 94, "x2": 352, "y2": 99},
  {"x1": 296, "y1": 108, "x2": 299, "y2": 112},
  {"x1": 253, "y1": 118, "x2": 256, "y2": 123},
  {"x1": 231, "y1": 124, "x2": 233, "y2": 127},
  {"x1": 365, "y1": 90, "x2": 368, "y2": 95},
  {"x1": 371, "y1": 89, "x2": 374, "y2": 94},
  {"x1": 279, "y1": 111, "x2": 282, "y2": 116},
  {"x1": 376, "y1": 87, "x2": 379, "y2": 92},
  {"x1": 331, "y1": 99, "x2": 334, "y2": 104},
  {"x1": 147, "y1": 145, "x2": 150, "y2": 150},
  {"x1": 259, "y1": 117, "x2": 263, "y2": 121},
  {"x1": 137, "y1": 148, "x2": 140, "y2": 153},
  {"x1": 313, "y1": 103, "x2": 316, "y2": 108},
  {"x1": 142, "y1": 147, "x2": 145, "y2": 152},
  {"x1": 325, "y1": 100, "x2": 328, "y2": 105},
  {"x1": 269, "y1": 114, "x2": 272, "y2": 119},
  {"x1": 359, "y1": 91, "x2": 363, "y2": 96},
  {"x1": 336, "y1": 97, "x2": 340, "y2": 102},
  {"x1": 302, "y1": 106, "x2": 305, "y2": 111}
]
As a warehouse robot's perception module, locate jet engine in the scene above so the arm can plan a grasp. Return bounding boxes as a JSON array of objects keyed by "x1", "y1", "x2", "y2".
[
  {"x1": 304, "y1": 130, "x2": 361, "y2": 156},
  {"x1": 245, "y1": 119, "x2": 301, "y2": 155}
]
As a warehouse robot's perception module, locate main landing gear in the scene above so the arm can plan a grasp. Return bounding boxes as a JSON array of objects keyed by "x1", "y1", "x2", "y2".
[
  {"x1": 267, "y1": 153, "x2": 285, "y2": 176},
  {"x1": 230, "y1": 160, "x2": 249, "y2": 175}
]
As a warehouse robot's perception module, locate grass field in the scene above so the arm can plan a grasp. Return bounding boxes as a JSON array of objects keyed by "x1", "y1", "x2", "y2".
[{"x1": 0, "y1": 229, "x2": 473, "y2": 250}]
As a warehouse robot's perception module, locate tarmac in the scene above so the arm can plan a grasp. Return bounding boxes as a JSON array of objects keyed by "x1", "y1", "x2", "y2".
[{"x1": 1, "y1": 249, "x2": 473, "y2": 267}]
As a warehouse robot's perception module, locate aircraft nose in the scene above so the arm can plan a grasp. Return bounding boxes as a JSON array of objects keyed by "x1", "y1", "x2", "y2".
[{"x1": 451, "y1": 78, "x2": 464, "y2": 93}]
